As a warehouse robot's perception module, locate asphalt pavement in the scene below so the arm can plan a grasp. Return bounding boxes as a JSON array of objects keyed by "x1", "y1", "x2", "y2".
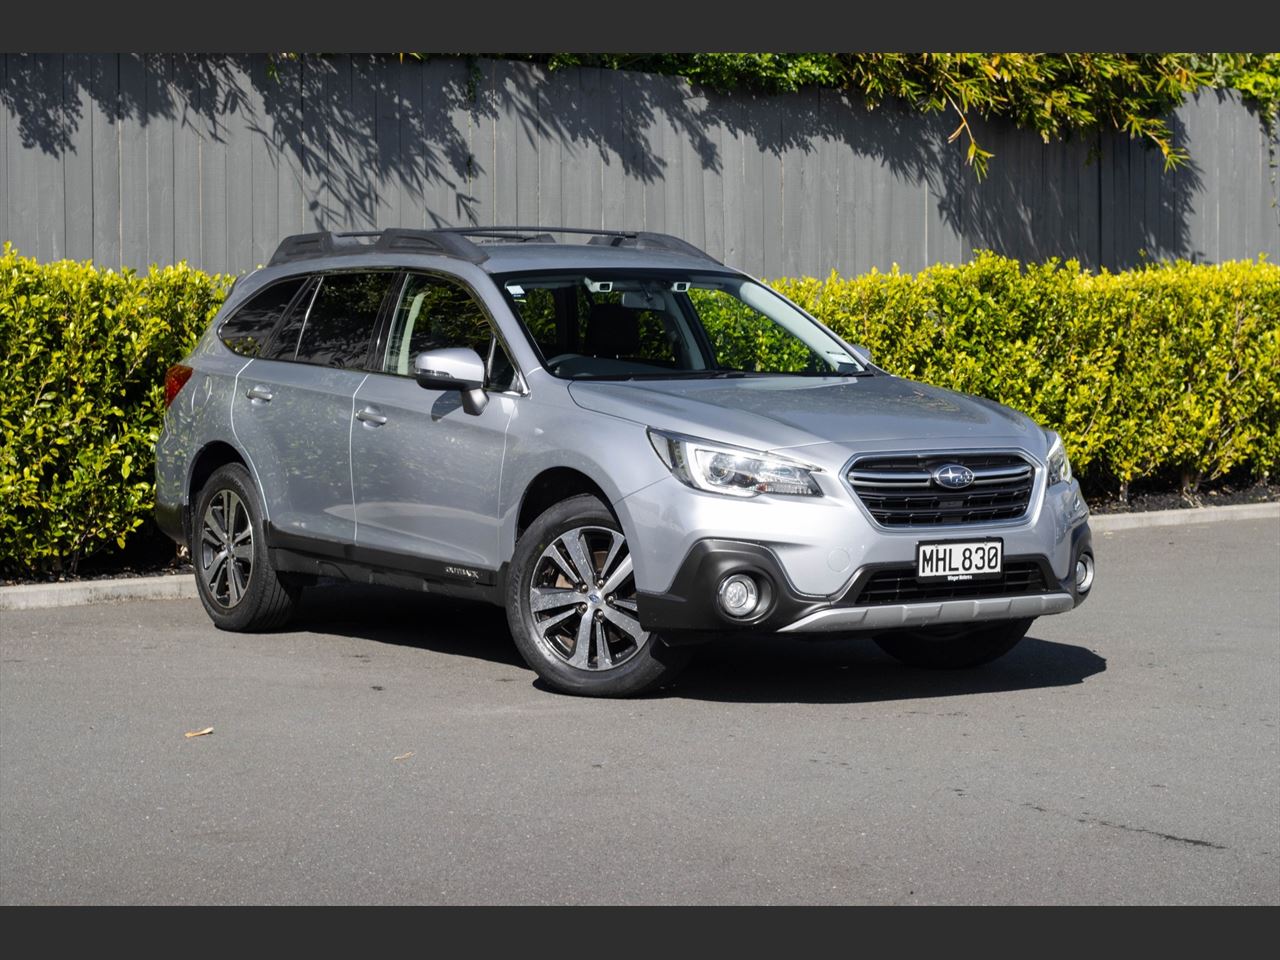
[{"x1": 1, "y1": 517, "x2": 1277, "y2": 904}]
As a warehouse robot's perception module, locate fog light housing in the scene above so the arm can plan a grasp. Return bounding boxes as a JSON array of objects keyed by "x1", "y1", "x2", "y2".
[
  {"x1": 1074, "y1": 553, "x2": 1095, "y2": 594},
  {"x1": 718, "y1": 574, "x2": 760, "y2": 618}
]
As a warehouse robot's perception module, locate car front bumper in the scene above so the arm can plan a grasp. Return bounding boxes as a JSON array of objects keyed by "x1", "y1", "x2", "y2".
[{"x1": 620, "y1": 472, "x2": 1093, "y2": 642}]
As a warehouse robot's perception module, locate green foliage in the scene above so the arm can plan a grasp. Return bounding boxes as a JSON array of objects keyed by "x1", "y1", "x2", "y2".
[
  {"x1": 0, "y1": 245, "x2": 230, "y2": 576},
  {"x1": 1, "y1": 247, "x2": 1276, "y2": 575},
  {"x1": 500, "y1": 53, "x2": 1280, "y2": 178},
  {"x1": 689, "y1": 288, "x2": 814, "y2": 373},
  {"x1": 768, "y1": 253, "x2": 1280, "y2": 495}
]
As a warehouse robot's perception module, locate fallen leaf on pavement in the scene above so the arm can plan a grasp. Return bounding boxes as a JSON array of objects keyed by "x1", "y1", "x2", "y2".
[
  {"x1": 184, "y1": 727, "x2": 214, "y2": 739},
  {"x1": 393, "y1": 751, "x2": 414, "y2": 761}
]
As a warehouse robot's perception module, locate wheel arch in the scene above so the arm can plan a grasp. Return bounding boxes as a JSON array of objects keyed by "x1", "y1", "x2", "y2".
[
  {"x1": 515, "y1": 467, "x2": 616, "y2": 541},
  {"x1": 182, "y1": 440, "x2": 253, "y2": 542}
]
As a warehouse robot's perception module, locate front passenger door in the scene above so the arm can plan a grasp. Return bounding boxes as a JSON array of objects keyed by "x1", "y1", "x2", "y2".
[{"x1": 351, "y1": 272, "x2": 518, "y2": 576}]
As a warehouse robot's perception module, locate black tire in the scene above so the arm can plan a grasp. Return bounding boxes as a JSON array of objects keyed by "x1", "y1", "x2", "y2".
[
  {"x1": 191, "y1": 463, "x2": 298, "y2": 632},
  {"x1": 505, "y1": 494, "x2": 692, "y2": 697},
  {"x1": 873, "y1": 617, "x2": 1033, "y2": 669}
]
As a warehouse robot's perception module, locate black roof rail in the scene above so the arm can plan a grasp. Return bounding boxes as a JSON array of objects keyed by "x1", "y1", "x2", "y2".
[
  {"x1": 267, "y1": 226, "x2": 720, "y2": 267},
  {"x1": 268, "y1": 229, "x2": 489, "y2": 266},
  {"x1": 437, "y1": 226, "x2": 722, "y2": 263},
  {"x1": 585, "y1": 230, "x2": 720, "y2": 263}
]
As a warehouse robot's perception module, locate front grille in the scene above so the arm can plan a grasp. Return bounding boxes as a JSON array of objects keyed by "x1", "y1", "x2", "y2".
[
  {"x1": 850, "y1": 561, "x2": 1049, "y2": 606},
  {"x1": 847, "y1": 452, "x2": 1035, "y2": 526}
]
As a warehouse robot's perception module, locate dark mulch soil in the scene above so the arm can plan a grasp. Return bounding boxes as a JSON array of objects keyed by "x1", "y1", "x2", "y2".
[
  {"x1": 6, "y1": 480, "x2": 1276, "y2": 586},
  {"x1": 1086, "y1": 480, "x2": 1279, "y2": 514},
  {"x1": 3, "y1": 530, "x2": 193, "y2": 587}
]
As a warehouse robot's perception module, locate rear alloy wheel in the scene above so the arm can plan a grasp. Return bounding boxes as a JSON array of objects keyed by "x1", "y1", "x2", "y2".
[
  {"x1": 191, "y1": 463, "x2": 298, "y2": 632},
  {"x1": 506, "y1": 495, "x2": 691, "y2": 696},
  {"x1": 873, "y1": 617, "x2": 1033, "y2": 669}
]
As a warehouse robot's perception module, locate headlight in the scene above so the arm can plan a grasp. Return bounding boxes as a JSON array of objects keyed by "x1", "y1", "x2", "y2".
[
  {"x1": 647, "y1": 429, "x2": 822, "y2": 498},
  {"x1": 1045, "y1": 431, "x2": 1073, "y2": 486}
]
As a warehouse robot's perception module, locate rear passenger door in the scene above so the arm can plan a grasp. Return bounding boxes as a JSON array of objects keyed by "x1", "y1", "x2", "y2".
[
  {"x1": 233, "y1": 270, "x2": 395, "y2": 549},
  {"x1": 350, "y1": 272, "x2": 519, "y2": 576}
]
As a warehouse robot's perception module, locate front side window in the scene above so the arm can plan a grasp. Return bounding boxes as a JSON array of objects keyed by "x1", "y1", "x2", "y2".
[
  {"x1": 497, "y1": 272, "x2": 865, "y2": 381},
  {"x1": 218, "y1": 278, "x2": 308, "y2": 358},
  {"x1": 381, "y1": 273, "x2": 518, "y2": 392},
  {"x1": 292, "y1": 271, "x2": 395, "y2": 369}
]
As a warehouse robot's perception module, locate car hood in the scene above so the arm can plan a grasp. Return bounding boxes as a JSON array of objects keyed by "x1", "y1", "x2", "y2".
[{"x1": 567, "y1": 375, "x2": 1041, "y2": 456}]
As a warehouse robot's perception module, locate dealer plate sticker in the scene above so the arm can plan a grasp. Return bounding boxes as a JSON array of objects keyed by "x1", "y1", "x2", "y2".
[{"x1": 916, "y1": 539, "x2": 1003, "y2": 581}]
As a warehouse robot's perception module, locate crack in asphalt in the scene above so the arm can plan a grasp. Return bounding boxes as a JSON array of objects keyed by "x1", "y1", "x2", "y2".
[{"x1": 1022, "y1": 803, "x2": 1227, "y2": 850}]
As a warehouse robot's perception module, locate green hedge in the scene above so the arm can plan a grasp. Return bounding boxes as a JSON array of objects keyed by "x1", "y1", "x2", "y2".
[
  {"x1": 0, "y1": 245, "x2": 230, "y2": 576},
  {"x1": 771, "y1": 253, "x2": 1280, "y2": 495},
  {"x1": 1, "y1": 245, "x2": 1276, "y2": 577}
]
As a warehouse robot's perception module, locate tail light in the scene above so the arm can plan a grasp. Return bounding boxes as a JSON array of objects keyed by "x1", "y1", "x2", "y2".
[{"x1": 164, "y1": 364, "x2": 194, "y2": 408}]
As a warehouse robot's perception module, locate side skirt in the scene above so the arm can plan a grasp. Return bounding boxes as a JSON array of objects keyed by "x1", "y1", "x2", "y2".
[{"x1": 265, "y1": 523, "x2": 506, "y2": 605}]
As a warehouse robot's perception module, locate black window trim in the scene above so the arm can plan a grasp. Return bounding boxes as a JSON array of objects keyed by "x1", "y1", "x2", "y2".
[{"x1": 260, "y1": 268, "x2": 400, "y2": 369}]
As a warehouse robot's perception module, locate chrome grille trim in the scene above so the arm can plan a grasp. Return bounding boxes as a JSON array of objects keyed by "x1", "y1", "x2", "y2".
[{"x1": 845, "y1": 451, "x2": 1037, "y2": 527}]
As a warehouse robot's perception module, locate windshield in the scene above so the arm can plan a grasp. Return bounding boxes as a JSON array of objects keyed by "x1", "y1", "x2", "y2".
[{"x1": 495, "y1": 271, "x2": 868, "y2": 380}]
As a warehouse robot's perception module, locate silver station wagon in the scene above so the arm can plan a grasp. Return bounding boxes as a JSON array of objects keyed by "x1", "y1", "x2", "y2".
[{"x1": 156, "y1": 227, "x2": 1095, "y2": 696}]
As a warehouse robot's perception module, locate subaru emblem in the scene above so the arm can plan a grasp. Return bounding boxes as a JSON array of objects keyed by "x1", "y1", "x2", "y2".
[{"x1": 932, "y1": 463, "x2": 975, "y2": 489}]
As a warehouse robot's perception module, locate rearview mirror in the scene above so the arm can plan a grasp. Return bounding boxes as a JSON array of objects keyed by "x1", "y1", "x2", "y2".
[{"x1": 414, "y1": 348, "x2": 488, "y2": 415}]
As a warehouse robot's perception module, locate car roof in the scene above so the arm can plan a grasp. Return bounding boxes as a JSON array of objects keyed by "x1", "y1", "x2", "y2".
[
  {"x1": 267, "y1": 227, "x2": 736, "y2": 274},
  {"x1": 221, "y1": 228, "x2": 742, "y2": 310}
]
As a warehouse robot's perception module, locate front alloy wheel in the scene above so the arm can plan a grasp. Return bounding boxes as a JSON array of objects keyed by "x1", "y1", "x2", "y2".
[
  {"x1": 506, "y1": 494, "x2": 691, "y2": 696},
  {"x1": 529, "y1": 526, "x2": 645, "y2": 671}
]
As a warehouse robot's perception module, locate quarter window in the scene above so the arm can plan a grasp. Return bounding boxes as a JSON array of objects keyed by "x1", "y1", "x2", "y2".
[{"x1": 218, "y1": 278, "x2": 308, "y2": 358}]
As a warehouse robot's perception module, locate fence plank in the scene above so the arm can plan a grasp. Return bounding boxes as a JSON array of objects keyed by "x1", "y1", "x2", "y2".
[
  {"x1": 225, "y1": 57, "x2": 254, "y2": 271},
  {"x1": 4, "y1": 55, "x2": 40, "y2": 260},
  {"x1": 247, "y1": 54, "x2": 278, "y2": 268},
  {"x1": 119, "y1": 54, "x2": 149, "y2": 270},
  {"x1": 89, "y1": 54, "x2": 121, "y2": 268},
  {"x1": 396, "y1": 57, "x2": 427, "y2": 231},
  {"x1": 374, "y1": 56, "x2": 402, "y2": 230},
  {"x1": 32, "y1": 54, "x2": 65, "y2": 262},
  {"x1": 493, "y1": 60, "x2": 523, "y2": 228},
  {"x1": 143, "y1": 54, "x2": 175, "y2": 267},
  {"x1": 1, "y1": 57, "x2": 7, "y2": 249}
]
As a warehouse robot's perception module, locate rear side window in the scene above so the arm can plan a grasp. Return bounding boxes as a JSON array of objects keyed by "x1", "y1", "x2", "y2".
[
  {"x1": 218, "y1": 278, "x2": 308, "y2": 357},
  {"x1": 293, "y1": 272, "x2": 395, "y2": 369}
]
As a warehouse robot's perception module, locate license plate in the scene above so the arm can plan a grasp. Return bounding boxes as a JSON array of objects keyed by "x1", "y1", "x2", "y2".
[{"x1": 916, "y1": 539, "x2": 1003, "y2": 581}]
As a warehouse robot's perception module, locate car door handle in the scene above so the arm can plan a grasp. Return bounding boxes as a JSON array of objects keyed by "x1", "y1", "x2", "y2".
[
  {"x1": 245, "y1": 384, "x2": 274, "y2": 403},
  {"x1": 356, "y1": 406, "x2": 387, "y2": 426}
]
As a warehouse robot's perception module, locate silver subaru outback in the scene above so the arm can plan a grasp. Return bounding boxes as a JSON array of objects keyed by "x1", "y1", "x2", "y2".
[{"x1": 156, "y1": 227, "x2": 1094, "y2": 696}]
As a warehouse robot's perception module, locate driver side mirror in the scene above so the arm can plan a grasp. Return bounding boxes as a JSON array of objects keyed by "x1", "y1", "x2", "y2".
[
  {"x1": 847, "y1": 342, "x2": 873, "y2": 367},
  {"x1": 414, "y1": 348, "x2": 488, "y2": 416}
]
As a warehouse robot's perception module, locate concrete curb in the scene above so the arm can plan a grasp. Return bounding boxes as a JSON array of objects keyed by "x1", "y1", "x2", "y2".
[
  {"x1": 0, "y1": 574, "x2": 197, "y2": 611},
  {"x1": 1089, "y1": 500, "x2": 1278, "y2": 532},
  {"x1": 0, "y1": 502, "x2": 1275, "y2": 611}
]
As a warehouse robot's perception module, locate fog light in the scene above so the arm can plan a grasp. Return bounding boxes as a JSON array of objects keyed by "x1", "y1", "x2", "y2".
[
  {"x1": 1074, "y1": 553, "x2": 1095, "y2": 593},
  {"x1": 718, "y1": 574, "x2": 760, "y2": 618}
]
